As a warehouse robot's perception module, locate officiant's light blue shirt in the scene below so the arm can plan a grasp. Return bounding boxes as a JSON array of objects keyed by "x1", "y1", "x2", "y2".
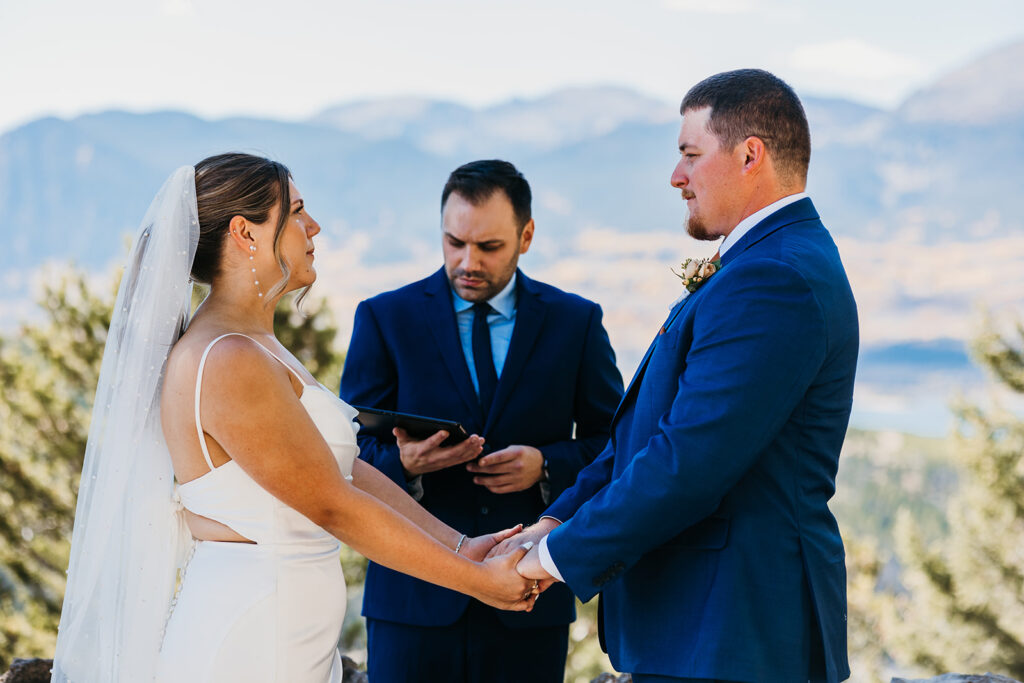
[
  {"x1": 406, "y1": 274, "x2": 519, "y2": 502},
  {"x1": 452, "y1": 273, "x2": 517, "y2": 393}
]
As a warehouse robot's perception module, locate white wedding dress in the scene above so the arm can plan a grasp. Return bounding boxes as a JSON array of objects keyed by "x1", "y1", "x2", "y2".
[{"x1": 156, "y1": 333, "x2": 359, "y2": 683}]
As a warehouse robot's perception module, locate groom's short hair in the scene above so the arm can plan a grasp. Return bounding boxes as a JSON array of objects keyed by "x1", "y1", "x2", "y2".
[
  {"x1": 441, "y1": 159, "x2": 532, "y2": 234},
  {"x1": 681, "y1": 69, "x2": 811, "y2": 185}
]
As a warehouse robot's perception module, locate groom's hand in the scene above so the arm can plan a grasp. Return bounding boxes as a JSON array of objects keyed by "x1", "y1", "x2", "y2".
[
  {"x1": 516, "y1": 544, "x2": 556, "y2": 594},
  {"x1": 466, "y1": 445, "x2": 544, "y2": 493},
  {"x1": 486, "y1": 518, "x2": 560, "y2": 559},
  {"x1": 394, "y1": 427, "x2": 484, "y2": 478}
]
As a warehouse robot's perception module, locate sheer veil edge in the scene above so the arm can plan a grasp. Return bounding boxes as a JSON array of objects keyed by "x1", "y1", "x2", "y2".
[{"x1": 51, "y1": 166, "x2": 200, "y2": 683}]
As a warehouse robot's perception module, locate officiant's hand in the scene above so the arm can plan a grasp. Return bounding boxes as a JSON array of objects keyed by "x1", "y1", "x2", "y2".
[
  {"x1": 458, "y1": 524, "x2": 524, "y2": 562},
  {"x1": 486, "y1": 517, "x2": 560, "y2": 559},
  {"x1": 395, "y1": 428, "x2": 484, "y2": 478},
  {"x1": 474, "y1": 542, "x2": 541, "y2": 611},
  {"x1": 466, "y1": 445, "x2": 544, "y2": 493}
]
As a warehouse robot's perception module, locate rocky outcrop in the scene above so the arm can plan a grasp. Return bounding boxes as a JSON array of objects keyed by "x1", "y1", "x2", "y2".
[
  {"x1": 8, "y1": 660, "x2": 1012, "y2": 683},
  {"x1": 0, "y1": 655, "x2": 369, "y2": 682},
  {"x1": 341, "y1": 654, "x2": 369, "y2": 683},
  {"x1": 585, "y1": 672, "x2": 1022, "y2": 683},
  {"x1": 892, "y1": 675, "x2": 1022, "y2": 683},
  {"x1": 0, "y1": 658, "x2": 51, "y2": 683}
]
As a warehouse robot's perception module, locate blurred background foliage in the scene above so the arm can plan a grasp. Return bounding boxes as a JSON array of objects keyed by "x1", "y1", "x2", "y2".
[
  {"x1": 4, "y1": 263, "x2": 1024, "y2": 681},
  {"x1": 842, "y1": 322, "x2": 1024, "y2": 681}
]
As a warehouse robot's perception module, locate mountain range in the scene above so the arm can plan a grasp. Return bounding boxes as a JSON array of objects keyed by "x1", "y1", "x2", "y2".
[{"x1": 3, "y1": 40, "x2": 1023, "y2": 435}]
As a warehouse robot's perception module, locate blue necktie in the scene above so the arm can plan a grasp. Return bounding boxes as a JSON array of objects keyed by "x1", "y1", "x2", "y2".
[{"x1": 472, "y1": 302, "x2": 498, "y2": 418}]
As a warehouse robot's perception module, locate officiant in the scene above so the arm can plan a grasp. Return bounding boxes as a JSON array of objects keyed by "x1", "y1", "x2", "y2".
[{"x1": 340, "y1": 159, "x2": 624, "y2": 683}]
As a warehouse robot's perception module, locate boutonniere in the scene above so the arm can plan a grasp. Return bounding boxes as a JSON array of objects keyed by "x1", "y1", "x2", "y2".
[{"x1": 672, "y1": 256, "x2": 722, "y2": 293}]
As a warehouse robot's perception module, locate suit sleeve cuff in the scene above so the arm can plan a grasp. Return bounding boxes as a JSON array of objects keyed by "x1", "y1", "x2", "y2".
[{"x1": 538, "y1": 534, "x2": 565, "y2": 583}]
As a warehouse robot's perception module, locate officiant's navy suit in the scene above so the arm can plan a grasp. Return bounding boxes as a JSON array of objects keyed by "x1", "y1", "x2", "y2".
[
  {"x1": 341, "y1": 267, "x2": 623, "y2": 681},
  {"x1": 545, "y1": 198, "x2": 857, "y2": 682}
]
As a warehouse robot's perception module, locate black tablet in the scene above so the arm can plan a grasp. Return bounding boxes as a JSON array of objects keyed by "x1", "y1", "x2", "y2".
[{"x1": 352, "y1": 406, "x2": 470, "y2": 447}]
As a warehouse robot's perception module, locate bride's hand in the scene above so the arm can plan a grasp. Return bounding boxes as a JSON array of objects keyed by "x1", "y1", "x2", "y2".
[
  {"x1": 473, "y1": 542, "x2": 539, "y2": 611},
  {"x1": 458, "y1": 524, "x2": 523, "y2": 562}
]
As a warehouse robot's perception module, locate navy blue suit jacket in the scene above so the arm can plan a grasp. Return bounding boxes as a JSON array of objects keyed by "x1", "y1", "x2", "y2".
[
  {"x1": 545, "y1": 199, "x2": 857, "y2": 681},
  {"x1": 341, "y1": 268, "x2": 623, "y2": 628}
]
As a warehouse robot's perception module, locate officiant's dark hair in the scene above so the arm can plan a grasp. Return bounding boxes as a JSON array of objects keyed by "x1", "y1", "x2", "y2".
[
  {"x1": 441, "y1": 159, "x2": 532, "y2": 234},
  {"x1": 681, "y1": 69, "x2": 811, "y2": 185},
  {"x1": 191, "y1": 153, "x2": 299, "y2": 305}
]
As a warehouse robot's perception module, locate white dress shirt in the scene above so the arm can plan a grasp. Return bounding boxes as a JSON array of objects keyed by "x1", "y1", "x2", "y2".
[{"x1": 718, "y1": 191, "x2": 807, "y2": 257}]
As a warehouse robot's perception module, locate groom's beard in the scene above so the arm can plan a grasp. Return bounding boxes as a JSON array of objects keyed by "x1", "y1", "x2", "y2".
[{"x1": 684, "y1": 208, "x2": 718, "y2": 242}]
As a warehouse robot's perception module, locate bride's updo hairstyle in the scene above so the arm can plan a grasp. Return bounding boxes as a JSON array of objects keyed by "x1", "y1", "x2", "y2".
[{"x1": 191, "y1": 152, "x2": 295, "y2": 302}]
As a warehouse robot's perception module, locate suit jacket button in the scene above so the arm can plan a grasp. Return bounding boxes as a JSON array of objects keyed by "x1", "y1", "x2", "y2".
[{"x1": 480, "y1": 506, "x2": 489, "y2": 515}]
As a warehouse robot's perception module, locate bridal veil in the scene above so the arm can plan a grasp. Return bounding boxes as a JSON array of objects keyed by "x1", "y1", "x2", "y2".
[{"x1": 51, "y1": 166, "x2": 199, "y2": 682}]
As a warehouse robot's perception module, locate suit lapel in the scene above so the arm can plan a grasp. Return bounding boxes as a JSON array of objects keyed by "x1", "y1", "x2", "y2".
[
  {"x1": 422, "y1": 269, "x2": 485, "y2": 425},
  {"x1": 610, "y1": 295, "x2": 688, "y2": 425},
  {"x1": 485, "y1": 270, "x2": 545, "y2": 433}
]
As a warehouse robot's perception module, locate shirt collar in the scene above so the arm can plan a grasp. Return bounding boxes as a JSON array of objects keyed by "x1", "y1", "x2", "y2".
[
  {"x1": 452, "y1": 272, "x2": 518, "y2": 319},
  {"x1": 718, "y1": 192, "x2": 808, "y2": 256}
]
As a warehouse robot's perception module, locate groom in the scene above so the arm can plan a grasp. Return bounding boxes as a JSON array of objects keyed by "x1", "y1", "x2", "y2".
[{"x1": 512, "y1": 69, "x2": 858, "y2": 682}]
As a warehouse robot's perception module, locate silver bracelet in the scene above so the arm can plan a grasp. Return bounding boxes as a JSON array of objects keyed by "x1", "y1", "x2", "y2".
[{"x1": 454, "y1": 533, "x2": 468, "y2": 555}]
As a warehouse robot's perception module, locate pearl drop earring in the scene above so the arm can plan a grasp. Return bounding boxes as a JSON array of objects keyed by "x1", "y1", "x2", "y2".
[{"x1": 249, "y1": 244, "x2": 263, "y2": 298}]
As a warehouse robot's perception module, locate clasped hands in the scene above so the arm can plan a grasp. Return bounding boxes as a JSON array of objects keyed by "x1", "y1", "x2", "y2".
[
  {"x1": 490, "y1": 518, "x2": 558, "y2": 591},
  {"x1": 460, "y1": 520, "x2": 558, "y2": 612},
  {"x1": 394, "y1": 428, "x2": 555, "y2": 609},
  {"x1": 395, "y1": 428, "x2": 544, "y2": 493}
]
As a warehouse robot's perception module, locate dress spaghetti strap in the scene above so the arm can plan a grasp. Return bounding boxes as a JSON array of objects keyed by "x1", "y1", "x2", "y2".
[{"x1": 193, "y1": 332, "x2": 308, "y2": 471}]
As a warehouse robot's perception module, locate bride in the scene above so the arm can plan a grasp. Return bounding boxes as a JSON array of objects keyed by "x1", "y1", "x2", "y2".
[{"x1": 50, "y1": 153, "x2": 538, "y2": 683}]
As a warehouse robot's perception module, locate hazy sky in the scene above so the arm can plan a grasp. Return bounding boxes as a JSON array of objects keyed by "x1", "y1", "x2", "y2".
[{"x1": 1, "y1": 0, "x2": 1021, "y2": 134}]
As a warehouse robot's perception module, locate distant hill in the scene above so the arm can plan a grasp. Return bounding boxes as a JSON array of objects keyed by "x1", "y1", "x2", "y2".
[
  {"x1": 899, "y1": 40, "x2": 1024, "y2": 125},
  {"x1": 4, "y1": 52, "x2": 1024, "y2": 270},
  {"x1": 834, "y1": 429, "x2": 957, "y2": 550},
  {"x1": 3, "y1": 45, "x2": 1023, "y2": 435},
  {"x1": 313, "y1": 85, "x2": 675, "y2": 157}
]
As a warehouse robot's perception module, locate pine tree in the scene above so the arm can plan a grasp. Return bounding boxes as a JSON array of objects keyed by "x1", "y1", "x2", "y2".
[
  {"x1": 865, "y1": 319, "x2": 1024, "y2": 678},
  {"x1": 0, "y1": 270, "x2": 111, "y2": 667},
  {"x1": 0, "y1": 266, "x2": 348, "y2": 669}
]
